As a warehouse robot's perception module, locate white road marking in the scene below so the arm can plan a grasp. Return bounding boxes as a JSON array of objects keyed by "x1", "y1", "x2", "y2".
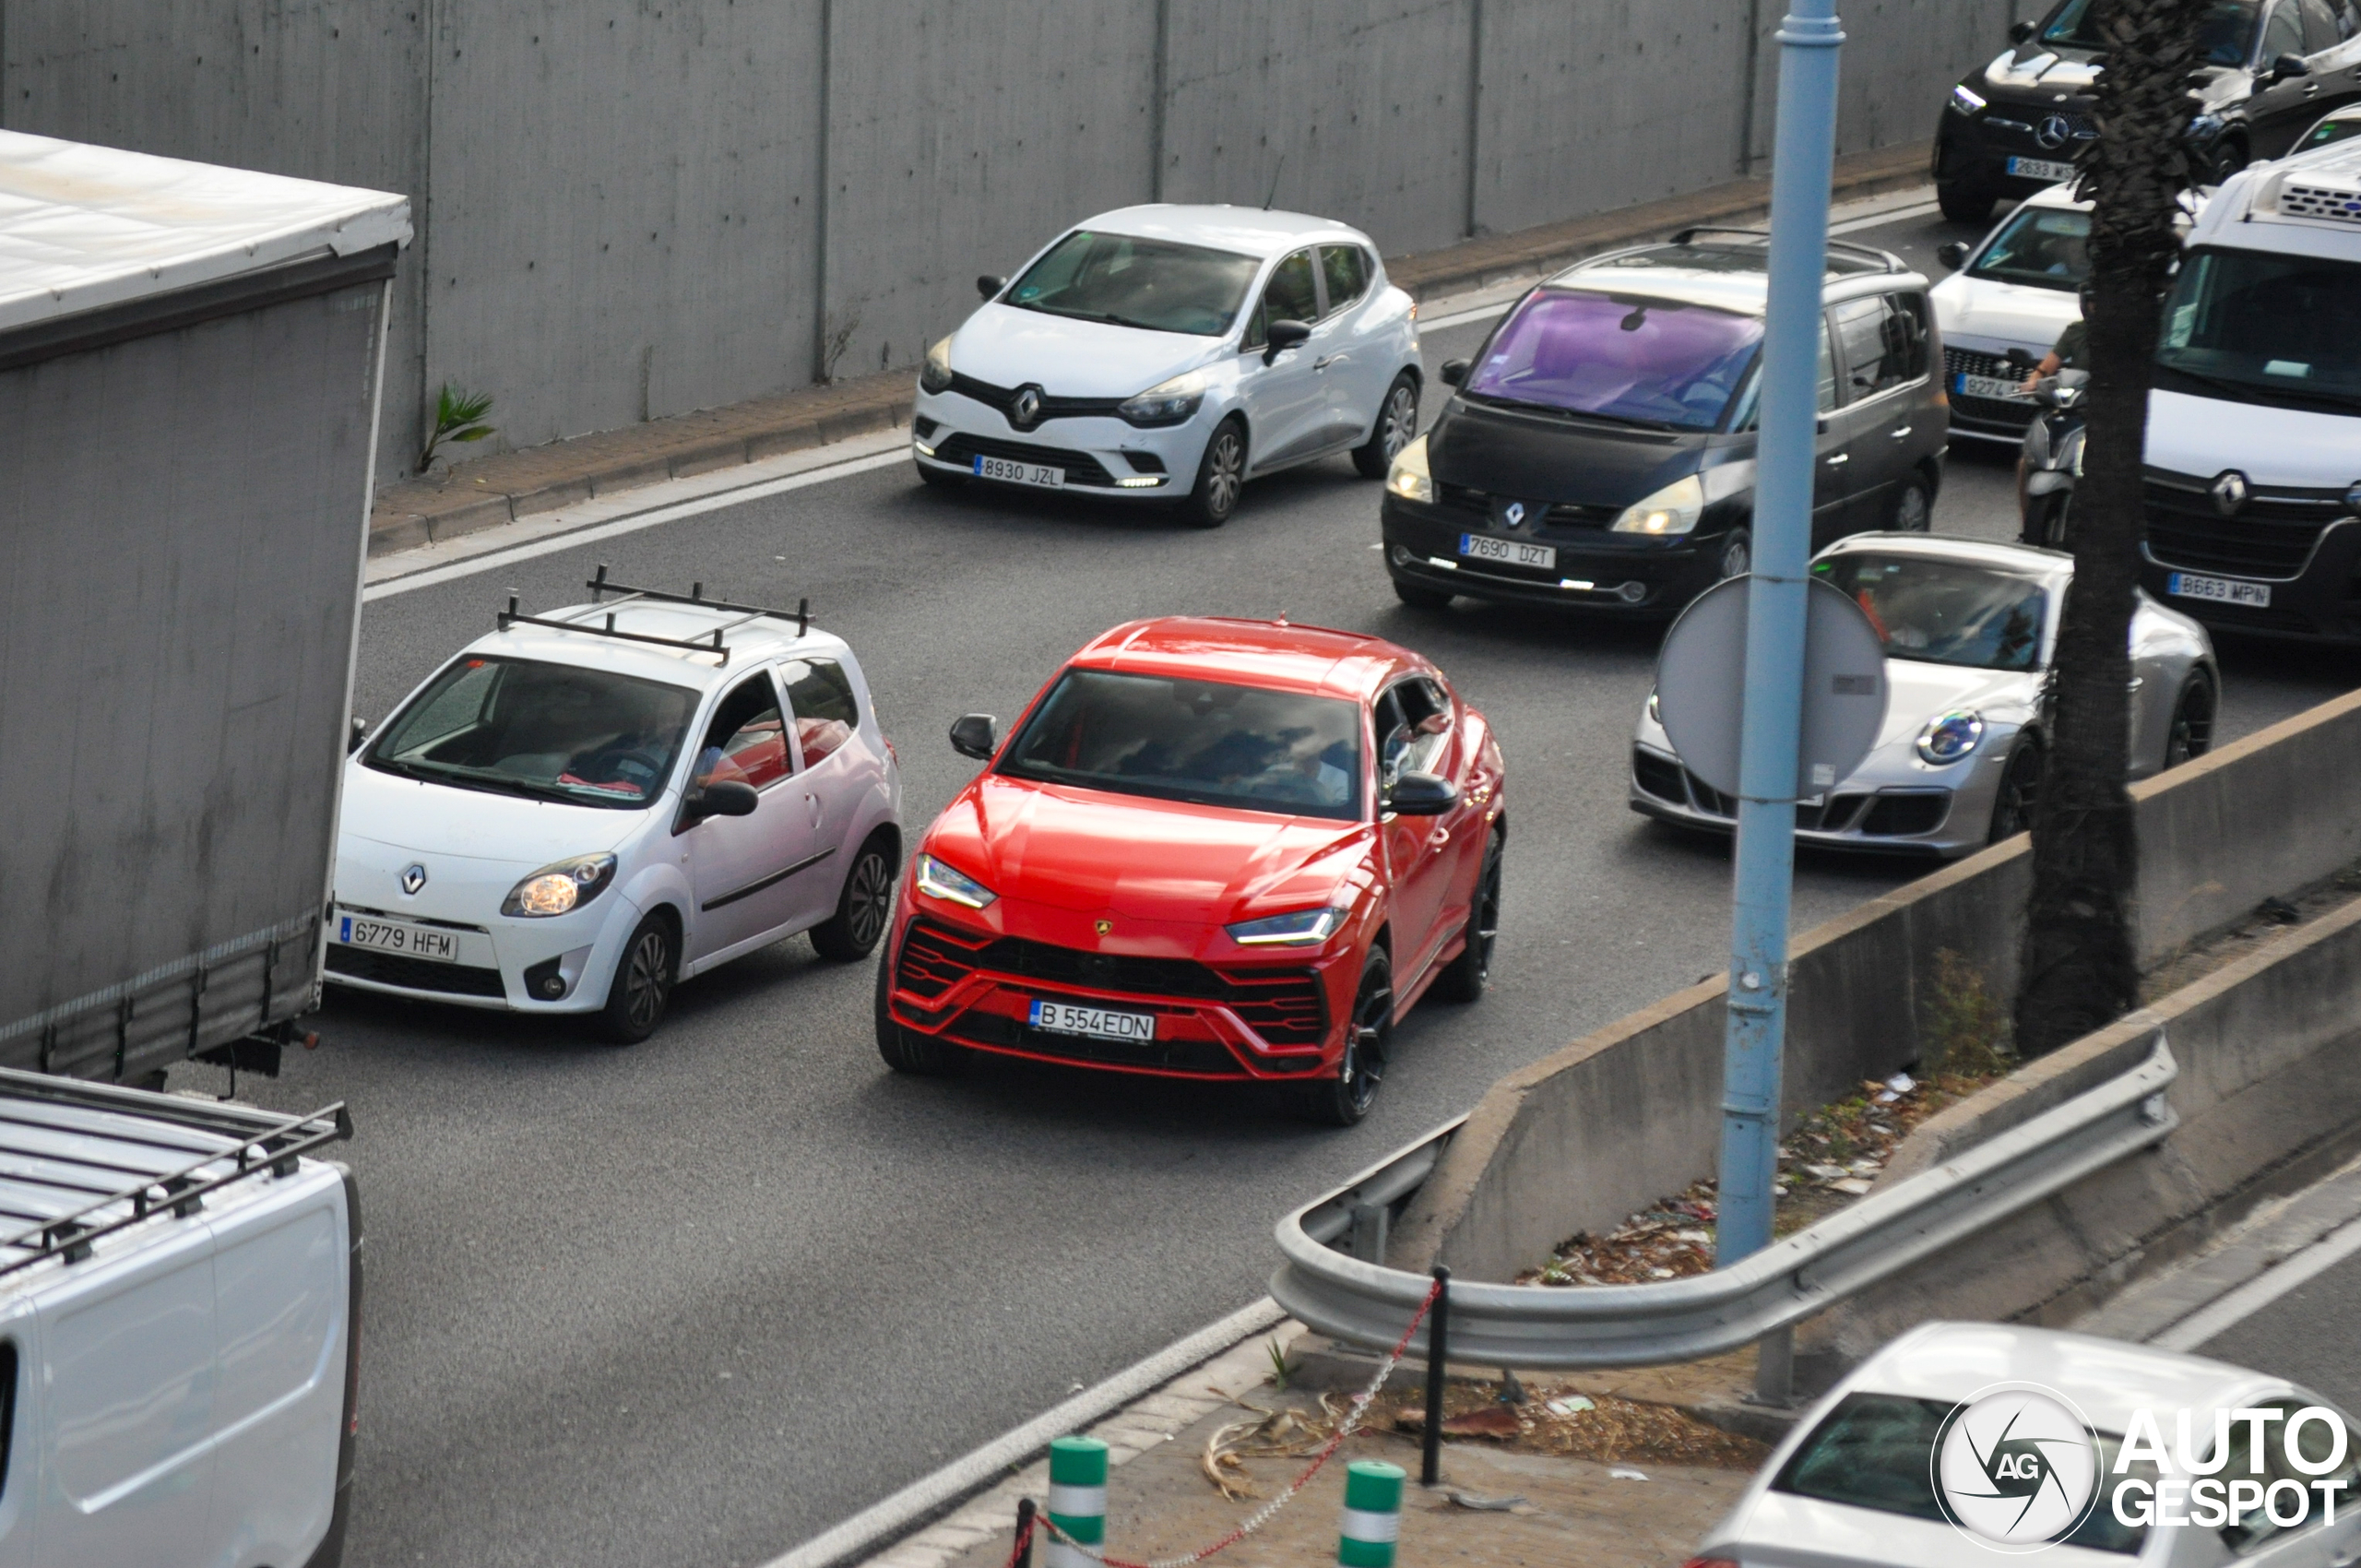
[{"x1": 2153, "y1": 1214, "x2": 2361, "y2": 1353}]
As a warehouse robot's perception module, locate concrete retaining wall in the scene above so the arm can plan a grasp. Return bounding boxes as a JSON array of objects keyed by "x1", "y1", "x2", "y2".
[
  {"x1": 0, "y1": 0, "x2": 2035, "y2": 463},
  {"x1": 1394, "y1": 686, "x2": 2361, "y2": 1285}
]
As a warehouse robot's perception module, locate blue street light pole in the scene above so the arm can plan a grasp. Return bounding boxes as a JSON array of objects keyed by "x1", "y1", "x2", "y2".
[{"x1": 1717, "y1": 0, "x2": 1845, "y2": 1281}]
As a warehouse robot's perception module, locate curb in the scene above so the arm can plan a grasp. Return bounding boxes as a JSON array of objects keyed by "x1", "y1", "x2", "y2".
[{"x1": 370, "y1": 140, "x2": 1933, "y2": 560}]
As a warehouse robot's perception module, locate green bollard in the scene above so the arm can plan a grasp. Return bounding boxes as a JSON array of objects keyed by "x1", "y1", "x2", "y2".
[
  {"x1": 1046, "y1": 1435, "x2": 1109, "y2": 1568},
  {"x1": 1337, "y1": 1459, "x2": 1406, "y2": 1568}
]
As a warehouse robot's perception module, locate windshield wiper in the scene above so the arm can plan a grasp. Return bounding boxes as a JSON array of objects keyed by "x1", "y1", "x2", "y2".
[
  {"x1": 1462, "y1": 391, "x2": 1681, "y2": 431},
  {"x1": 2158, "y1": 361, "x2": 2361, "y2": 411},
  {"x1": 1016, "y1": 302, "x2": 1167, "y2": 333},
  {"x1": 375, "y1": 759, "x2": 599, "y2": 805}
]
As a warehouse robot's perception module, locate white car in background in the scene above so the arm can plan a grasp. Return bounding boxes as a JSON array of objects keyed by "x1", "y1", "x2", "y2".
[
  {"x1": 329, "y1": 573, "x2": 902, "y2": 1042},
  {"x1": 912, "y1": 206, "x2": 1424, "y2": 527},
  {"x1": 1931, "y1": 183, "x2": 2094, "y2": 445}
]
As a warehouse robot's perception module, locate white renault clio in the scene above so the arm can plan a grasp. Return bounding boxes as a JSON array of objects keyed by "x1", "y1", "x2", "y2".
[
  {"x1": 913, "y1": 205, "x2": 1423, "y2": 526},
  {"x1": 328, "y1": 572, "x2": 902, "y2": 1041}
]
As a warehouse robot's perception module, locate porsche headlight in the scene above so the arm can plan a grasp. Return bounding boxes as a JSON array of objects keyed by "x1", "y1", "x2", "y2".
[
  {"x1": 502, "y1": 853, "x2": 618, "y2": 918},
  {"x1": 1609, "y1": 474, "x2": 1706, "y2": 535},
  {"x1": 1225, "y1": 907, "x2": 1348, "y2": 946},
  {"x1": 1387, "y1": 434, "x2": 1434, "y2": 504},
  {"x1": 920, "y1": 336, "x2": 955, "y2": 395},
  {"x1": 1118, "y1": 370, "x2": 1207, "y2": 427},
  {"x1": 915, "y1": 852, "x2": 997, "y2": 909},
  {"x1": 1950, "y1": 83, "x2": 1988, "y2": 116},
  {"x1": 1916, "y1": 711, "x2": 1987, "y2": 766}
]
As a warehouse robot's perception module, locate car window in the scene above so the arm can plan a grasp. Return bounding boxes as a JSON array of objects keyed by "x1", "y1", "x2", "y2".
[
  {"x1": 781, "y1": 656, "x2": 861, "y2": 768},
  {"x1": 2331, "y1": 0, "x2": 2360, "y2": 39},
  {"x1": 1245, "y1": 250, "x2": 1322, "y2": 350},
  {"x1": 2263, "y1": 0, "x2": 2305, "y2": 60},
  {"x1": 1320, "y1": 245, "x2": 1370, "y2": 315},
  {"x1": 695, "y1": 673, "x2": 792, "y2": 790},
  {"x1": 1464, "y1": 287, "x2": 1767, "y2": 431},
  {"x1": 366, "y1": 655, "x2": 699, "y2": 809},
  {"x1": 1814, "y1": 553, "x2": 2050, "y2": 671},
  {"x1": 2213, "y1": 1401, "x2": 2361, "y2": 1555},
  {"x1": 1377, "y1": 679, "x2": 1452, "y2": 785},
  {"x1": 1816, "y1": 315, "x2": 1840, "y2": 413},
  {"x1": 1887, "y1": 293, "x2": 1931, "y2": 382},
  {"x1": 2300, "y1": 0, "x2": 2342, "y2": 48},
  {"x1": 1004, "y1": 230, "x2": 1262, "y2": 337},
  {"x1": 2158, "y1": 245, "x2": 2361, "y2": 409},
  {"x1": 1726, "y1": 316, "x2": 1834, "y2": 427},
  {"x1": 2304, "y1": 112, "x2": 2361, "y2": 149},
  {"x1": 1833, "y1": 296, "x2": 1907, "y2": 398},
  {"x1": 1968, "y1": 206, "x2": 2093, "y2": 293}
]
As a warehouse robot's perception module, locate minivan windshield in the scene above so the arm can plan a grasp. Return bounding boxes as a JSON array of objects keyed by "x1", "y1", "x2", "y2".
[
  {"x1": 1813, "y1": 555, "x2": 2050, "y2": 672},
  {"x1": 1463, "y1": 288, "x2": 1763, "y2": 430},
  {"x1": 1968, "y1": 206, "x2": 2091, "y2": 291},
  {"x1": 2039, "y1": 0, "x2": 2256, "y2": 65},
  {"x1": 999, "y1": 669, "x2": 1364, "y2": 821},
  {"x1": 2157, "y1": 246, "x2": 2361, "y2": 413},
  {"x1": 1004, "y1": 231, "x2": 1263, "y2": 337},
  {"x1": 366, "y1": 655, "x2": 700, "y2": 808}
]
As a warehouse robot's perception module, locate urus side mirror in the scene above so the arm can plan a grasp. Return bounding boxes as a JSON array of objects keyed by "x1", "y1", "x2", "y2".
[
  {"x1": 1264, "y1": 319, "x2": 1311, "y2": 365},
  {"x1": 977, "y1": 274, "x2": 1007, "y2": 301},
  {"x1": 949, "y1": 713, "x2": 998, "y2": 760},
  {"x1": 1440, "y1": 358, "x2": 1468, "y2": 386},
  {"x1": 1383, "y1": 771, "x2": 1460, "y2": 816}
]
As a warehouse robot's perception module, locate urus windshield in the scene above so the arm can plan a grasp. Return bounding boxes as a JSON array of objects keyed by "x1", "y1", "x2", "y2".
[
  {"x1": 1463, "y1": 288, "x2": 1762, "y2": 430},
  {"x1": 1813, "y1": 555, "x2": 2050, "y2": 672},
  {"x1": 366, "y1": 655, "x2": 699, "y2": 808},
  {"x1": 1005, "y1": 231, "x2": 1263, "y2": 337},
  {"x1": 999, "y1": 669, "x2": 1364, "y2": 821}
]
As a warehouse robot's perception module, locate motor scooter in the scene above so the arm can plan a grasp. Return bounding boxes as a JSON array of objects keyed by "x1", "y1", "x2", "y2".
[{"x1": 2016, "y1": 363, "x2": 2090, "y2": 549}]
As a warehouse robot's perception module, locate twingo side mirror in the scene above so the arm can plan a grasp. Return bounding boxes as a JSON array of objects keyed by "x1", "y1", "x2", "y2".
[
  {"x1": 2268, "y1": 52, "x2": 2310, "y2": 81},
  {"x1": 348, "y1": 718, "x2": 370, "y2": 755},
  {"x1": 2009, "y1": 19, "x2": 2036, "y2": 42},
  {"x1": 1264, "y1": 318, "x2": 1311, "y2": 365},
  {"x1": 977, "y1": 274, "x2": 1007, "y2": 301},
  {"x1": 1937, "y1": 241, "x2": 1970, "y2": 270},
  {"x1": 692, "y1": 779, "x2": 760, "y2": 820},
  {"x1": 949, "y1": 713, "x2": 998, "y2": 760},
  {"x1": 1383, "y1": 771, "x2": 1460, "y2": 816},
  {"x1": 1440, "y1": 358, "x2": 1468, "y2": 386}
]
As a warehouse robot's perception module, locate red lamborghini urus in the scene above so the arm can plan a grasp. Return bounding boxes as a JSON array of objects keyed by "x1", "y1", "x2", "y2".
[{"x1": 874, "y1": 617, "x2": 1505, "y2": 1124}]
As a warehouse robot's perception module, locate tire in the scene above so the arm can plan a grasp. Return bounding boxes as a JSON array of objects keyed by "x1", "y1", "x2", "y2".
[
  {"x1": 2164, "y1": 673, "x2": 2216, "y2": 768},
  {"x1": 1988, "y1": 740, "x2": 2044, "y2": 844},
  {"x1": 874, "y1": 944, "x2": 967, "y2": 1075},
  {"x1": 811, "y1": 833, "x2": 896, "y2": 961},
  {"x1": 596, "y1": 913, "x2": 677, "y2": 1044},
  {"x1": 1938, "y1": 184, "x2": 1993, "y2": 225},
  {"x1": 1392, "y1": 575, "x2": 1454, "y2": 611},
  {"x1": 2209, "y1": 141, "x2": 2248, "y2": 186},
  {"x1": 915, "y1": 460, "x2": 965, "y2": 490},
  {"x1": 1351, "y1": 373, "x2": 1420, "y2": 479},
  {"x1": 1716, "y1": 528, "x2": 1752, "y2": 580},
  {"x1": 1887, "y1": 473, "x2": 1933, "y2": 533},
  {"x1": 1297, "y1": 948, "x2": 1392, "y2": 1127},
  {"x1": 1431, "y1": 832, "x2": 1503, "y2": 1004},
  {"x1": 2022, "y1": 492, "x2": 2070, "y2": 550},
  {"x1": 1182, "y1": 418, "x2": 1247, "y2": 528}
]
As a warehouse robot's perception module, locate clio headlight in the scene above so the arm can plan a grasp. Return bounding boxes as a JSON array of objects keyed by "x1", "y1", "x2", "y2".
[
  {"x1": 1118, "y1": 371, "x2": 1208, "y2": 427},
  {"x1": 1387, "y1": 434, "x2": 1434, "y2": 504},
  {"x1": 502, "y1": 853, "x2": 618, "y2": 918},
  {"x1": 915, "y1": 852, "x2": 997, "y2": 909},
  {"x1": 1609, "y1": 474, "x2": 1706, "y2": 535},
  {"x1": 1225, "y1": 907, "x2": 1348, "y2": 946},
  {"x1": 920, "y1": 336, "x2": 955, "y2": 395},
  {"x1": 1916, "y1": 711, "x2": 1987, "y2": 766}
]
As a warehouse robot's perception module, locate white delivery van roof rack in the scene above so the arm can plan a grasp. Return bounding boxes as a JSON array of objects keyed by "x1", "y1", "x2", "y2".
[{"x1": 0, "y1": 1067, "x2": 350, "y2": 1277}]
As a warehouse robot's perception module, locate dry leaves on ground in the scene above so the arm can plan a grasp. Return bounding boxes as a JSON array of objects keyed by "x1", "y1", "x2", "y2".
[
  {"x1": 1200, "y1": 1395, "x2": 1354, "y2": 1499},
  {"x1": 1374, "y1": 1383, "x2": 1766, "y2": 1469}
]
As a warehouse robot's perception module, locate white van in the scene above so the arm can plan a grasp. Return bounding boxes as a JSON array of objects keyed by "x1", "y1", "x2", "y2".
[
  {"x1": 0, "y1": 1071, "x2": 358, "y2": 1567},
  {"x1": 2141, "y1": 136, "x2": 2361, "y2": 639}
]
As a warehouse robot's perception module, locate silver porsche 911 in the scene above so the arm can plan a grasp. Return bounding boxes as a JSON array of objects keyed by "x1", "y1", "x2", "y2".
[{"x1": 1629, "y1": 533, "x2": 2219, "y2": 858}]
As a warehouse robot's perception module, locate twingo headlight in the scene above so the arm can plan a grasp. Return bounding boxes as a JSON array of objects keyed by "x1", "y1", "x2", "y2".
[
  {"x1": 920, "y1": 336, "x2": 955, "y2": 395},
  {"x1": 1916, "y1": 710, "x2": 1987, "y2": 766},
  {"x1": 502, "y1": 853, "x2": 619, "y2": 918},
  {"x1": 1117, "y1": 370, "x2": 1207, "y2": 427},
  {"x1": 1950, "y1": 82, "x2": 1988, "y2": 116},
  {"x1": 1387, "y1": 433, "x2": 1434, "y2": 505},
  {"x1": 914, "y1": 852, "x2": 997, "y2": 910},
  {"x1": 1226, "y1": 907, "x2": 1349, "y2": 946},
  {"x1": 1609, "y1": 474, "x2": 1706, "y2": 536}
]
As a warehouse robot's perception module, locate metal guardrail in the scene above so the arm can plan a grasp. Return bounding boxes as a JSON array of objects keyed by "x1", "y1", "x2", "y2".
[{"x1": 1271, "y1": 1032, "x2": 2178, "y2": 1372}]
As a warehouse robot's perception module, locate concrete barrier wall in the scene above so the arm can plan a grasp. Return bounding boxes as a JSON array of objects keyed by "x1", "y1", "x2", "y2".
[
  {"x1": 1394, "y1": 686, "x2": 2361, "y2": 1285},
  {"x1": 0, "y1": 0, "x2": 2035, "y2": 462}
]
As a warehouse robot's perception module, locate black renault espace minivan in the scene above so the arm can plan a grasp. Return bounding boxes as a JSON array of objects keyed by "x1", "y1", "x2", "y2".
[{"x1": 1379, "y1": 231, "x2": 1951, "y2": 617}]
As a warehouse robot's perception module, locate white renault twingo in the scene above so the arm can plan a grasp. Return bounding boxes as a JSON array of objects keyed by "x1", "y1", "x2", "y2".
[{"x1": 328, "y1": 573, "x2": 902, "y2": 1041}]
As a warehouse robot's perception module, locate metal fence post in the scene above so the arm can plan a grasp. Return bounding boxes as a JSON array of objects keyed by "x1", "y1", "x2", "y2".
[
  {"x1": 1013, "y1": 1498, "x2": 1037, "y2": 1568},
  {"x1": 1751, "y1": 1324, "x2": 1795, "y2": 1408},
  {"x1": 1420, "y1": 1265, "x2": 1450, "y2": 1486}
]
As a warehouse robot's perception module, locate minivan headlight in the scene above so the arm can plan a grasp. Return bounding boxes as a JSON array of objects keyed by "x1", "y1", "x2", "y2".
[
  {"x1": 1916, "y1": 711, "x2": 1986, "y2": 766},
  {"x1": 1226, "y1": 907, "x2": 1348, "y2": 946},
  {"x1": 1388, "y1": 434, "x2": 1434, "y2": 504},
  {"x1": 1950, "y1": 83, "x2": 1988, "y2": 116},
  {"x1": 1118, "y1": 370, "x2": 1207, "y2": 426},
  {"x1": 915, "y1": 852, "x2": 997, "y2": 909},
  {"x1": 503, "y1": 853, "x2": 619, "y2": 918},
  {"x1": 920, "y1": 336, "x2": 955, "y2": 395},
  {"x1": 1609, "y1": 475, "x2": 1706, "y2": 535}
]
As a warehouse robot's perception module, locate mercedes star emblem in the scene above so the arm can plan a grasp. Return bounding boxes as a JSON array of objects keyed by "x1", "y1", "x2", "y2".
[
  {"x1": 1504, "y1": 501, "x2": 1526, "y2": 529},
  {"x1": 2211, "y1": 470, "x2": 2249, "y2": 518},
  {"x1": 1011, "y1": 386, "x2": 1043, "y2": 430},
  {"x1": 2036, "y1": 114, "x2": 2071, "y2": 149},
  {"x1": 401, "y1": 863, "x2": 429, "y2": 895}
]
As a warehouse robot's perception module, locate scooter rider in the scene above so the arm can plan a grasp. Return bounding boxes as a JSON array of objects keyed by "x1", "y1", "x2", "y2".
[
  {"x1": 2015, "y1": 286, "x2": 2094, "y2": 547},
  {"x1": 2019, "y1": 286, "x2": 2093, "y2": 391}
]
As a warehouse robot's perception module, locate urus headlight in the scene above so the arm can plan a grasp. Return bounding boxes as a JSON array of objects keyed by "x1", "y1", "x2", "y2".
[
  {"x1": 1950, "y1": 83, "x2": 1988, "y2": 116},
  {"x1": 1609, "y1": 474, "x2": 1706, "y2": 535},
  {"x1": 1916, "y1": 711, "x2": 1987, "y2": 766},
  {"x1": 920, "y1": 336, "x2": 955, "y2": 395},
  {"x1": 502, "y1": 853, "x2": 618, "y2": 918},
  {"x1": 1118, "y1": 370, "x2": 1208, "y2": 426},
  {"x1": 1387, "y1": 434, "x2": 1434, "y2": 504},
  {"x1": 915, "y1": 852, "x2": 997, "y2": 910},
  {"x1": 1226, "y1": 907, "x2": 1348, "y2": 946}
]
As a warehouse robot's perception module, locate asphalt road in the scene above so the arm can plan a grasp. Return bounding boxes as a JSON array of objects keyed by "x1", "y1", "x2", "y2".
[
  {"x1": 193, "y1": 202, "x2": 2361, "y2": 1568},
  {"x1": 2198, "y1": 1246, "x2": 2361, "y2": 1414}
]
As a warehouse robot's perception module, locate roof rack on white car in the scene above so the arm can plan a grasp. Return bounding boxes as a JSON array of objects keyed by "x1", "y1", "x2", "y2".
[
  {"x1": 0, "y1": 1067, "x2": 350, "y2": 1277},
  {"x1": 494, "y1": 562, "x2": 813, "y2": 665},
  {"x1": 1667, "y1": 225, "x2": 1909, "y2": 272}
]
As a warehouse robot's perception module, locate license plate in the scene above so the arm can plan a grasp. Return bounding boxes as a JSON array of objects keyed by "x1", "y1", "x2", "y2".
[
  {"x1": 975, "y1": 455, "x2": 1064, "y2": 489},
  {"x1": 1953, "y1": 372, "x2": 2034, "y2": 403},
  {"x1": 1460, "y1": 532, "x2": 1557, "y2": 570},
  {"x1": 335, "y1": 911, "x2": 457, "y2": 963},
  {"x1": 1028, "y1": 998, "x2": 1157, "y2": 1042},
  {"x1": 2006, "y1": 156, "x2": 2079, "y2": 183},
  {"x1": 2167, "y1": 571, "x2": 2272, "y2": 608}
]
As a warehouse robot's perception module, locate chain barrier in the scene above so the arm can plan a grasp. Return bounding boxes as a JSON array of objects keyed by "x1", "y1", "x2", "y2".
[{"x1": 1024, "y1": 1278, "x2": 1442, "y2": 1568}]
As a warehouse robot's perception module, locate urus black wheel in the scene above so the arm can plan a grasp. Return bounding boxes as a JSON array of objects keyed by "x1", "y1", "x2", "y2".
[
  {"x1": 813, "y1": 835, "x2": 896, "y2": 960},
  {"x1": 1299, "y1": 949, "x2": 1392, "y2": 1126},
  {"x1": 597, "y1": 914, "x2": 677, "y2": 1044},
  {"x1": 1432, "y1": 832, "x2": 1503, "y2": 1004}
]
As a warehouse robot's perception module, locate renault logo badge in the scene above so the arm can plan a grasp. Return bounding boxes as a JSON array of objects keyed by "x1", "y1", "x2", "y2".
[
  {"x1": 1011, "y1": 386, "x2": 1043, "y2": 430},
  {"x1": 2036, "y1": 114, "x2": 2071, "y2": 149},
  {"x1": 2211, "y1": 469, "x2": 2249, "y2": 518},
  {"x1": 1095, "y1": 919, "x2": 1114, "y2": 936},
  {"x1": 1504, "y1": 501, "x2": 1526, "y2": 529},
  {"x1": 400, "y1": 863, "x2": 428, "y2": 895}
]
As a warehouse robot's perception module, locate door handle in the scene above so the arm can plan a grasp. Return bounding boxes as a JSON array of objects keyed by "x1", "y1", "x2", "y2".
[
  {"x1": 805, "y1": 792, "x2": 824, "y2": 827},
  {"x1": 1428, "y1": 828, "x2": 1451, "y2": 848},
  {"x1": 1825, "y1": 452, "x2": 1850, "y2": 466},
  {"x1": 1889, "y1": 425, "x2": 1913, "y2": 440},
  {"x1": 1314, "y1": 353, "x2": 1345, "y2": 371},
  {"x1": 2127, "y1": 677, "x2": 2143, "y2": 691}
]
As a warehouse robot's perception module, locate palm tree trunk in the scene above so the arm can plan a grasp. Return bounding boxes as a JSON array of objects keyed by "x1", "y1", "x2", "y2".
[{"x1": 2014, "y1": 0, "x2": 2211, "y2": 1057}]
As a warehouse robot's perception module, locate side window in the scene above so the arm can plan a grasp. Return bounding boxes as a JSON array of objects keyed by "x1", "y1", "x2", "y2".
[
  {"x1": 1817, "y1": 315, "x2": 1841, "y2": 413},
  {"x1": 1263, "y1": 250, "x2": 1320, "y2": 334},
  {"x1": 781, "y1": 656, "x2": 861, "y2": 769},
  {"x1": 1320, "y1": 246, "x2": 1370, "y2": 315},
  {"x1": 694, "y1": 673, "x2": 791, "y2": 790},
  {"x1": 1886, "y1": 292, "x2": 1931, "y2": 383},
  {"x1": 389, "y1": 658, "x2": 498, "y2": 756},
  {"x1": 1833, "y1": 295, "x2": 1907, "y2": 398},
  {"x1": 2332, "y1": 0, "x2": 2360, "y2": 41},
  {"x1": 2216, "y1": 1401, "x2": 2361, "y2": 1555},
  {"x1": 2262, "y1": 0, "x2": 2304, "y2": 61},
  {"x1": 2298, "y1": 0, "x2": 2341, "y2": 50}
]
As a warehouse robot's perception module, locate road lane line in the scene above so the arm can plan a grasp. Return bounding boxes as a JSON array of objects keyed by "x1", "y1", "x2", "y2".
[
  {"x1": 2153, "y1": 1213, "x2": 2361, "y2": 1353},
  {"x1": 761, "y1": 1297, "x2": 1284, "y2": 1568}
]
